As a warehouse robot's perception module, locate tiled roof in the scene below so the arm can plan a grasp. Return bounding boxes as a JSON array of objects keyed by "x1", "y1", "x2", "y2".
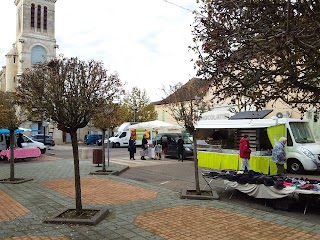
[{"x1": 155, "y1": 78, "x2": 211, "y2": 105}]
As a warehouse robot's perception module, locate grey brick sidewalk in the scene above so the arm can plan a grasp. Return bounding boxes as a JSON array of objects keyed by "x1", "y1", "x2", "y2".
[{"x1": 0, "y1": 158, "x2": 319, "y2": 240}]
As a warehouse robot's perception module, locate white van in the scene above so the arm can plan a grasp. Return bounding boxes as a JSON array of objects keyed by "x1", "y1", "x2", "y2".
[
  {"x1": 195, "y1": 117, "x2": 320, "y2": 174},
  {"x1": 0, "y1": 134, "x2": 46, "y2": 154},
  {"x1": 108, "y1": 122, "x2": 154, "y2": 147}
]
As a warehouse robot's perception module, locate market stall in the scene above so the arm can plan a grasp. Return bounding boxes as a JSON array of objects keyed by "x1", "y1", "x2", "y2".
[{"x1": 129, "y1": 120, "x2": 182, "y2": 160}]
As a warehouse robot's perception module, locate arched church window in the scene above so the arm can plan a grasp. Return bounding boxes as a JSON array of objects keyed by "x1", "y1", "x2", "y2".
[
  {"x1": 31, "y1": 4, "x2": 35, "y2": 28},
  {"x1": 31, "y1": 45, "x2": 47, "y2": 65},
  {"x1": 37, "y1": 5, "x2": 41, "y2": 30},
  {"x1": 43, "y1": 7, "x2": 47, "y2": 31}
]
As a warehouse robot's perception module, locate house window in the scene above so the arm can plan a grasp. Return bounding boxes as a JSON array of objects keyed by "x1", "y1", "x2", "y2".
[
  {"x1": 31, "y1": 4, "x2": 35, "y2": 28},
  {"x1": 43, "y1": 6, "x2": 47, "y2": 31},
  {"x1": 37, "y1": 5, "x2": 41, "y2": 30}
]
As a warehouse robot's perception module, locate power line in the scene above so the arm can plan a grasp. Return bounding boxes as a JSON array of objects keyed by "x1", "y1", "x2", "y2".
[
  {"x1": 162, "y1": 0, "x2": 194, "y2": 14},
  {"x1": 161, "y1": 0, "x2": 204, "y2": 17}
]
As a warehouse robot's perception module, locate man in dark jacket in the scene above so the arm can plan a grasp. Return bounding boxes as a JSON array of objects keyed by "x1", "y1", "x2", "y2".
[
  {"x1": 239, "y1": 135, "x2": 251, "y2": 171},
  {"x1": 128, "y1": 136, "x2": 136, "y2": 160},
  {"x1": 177, "y1": 135, "x2": 185, "y2": 162},
  {"x1": 17, "y1": 133, "x2": 24, "y2": 148}
]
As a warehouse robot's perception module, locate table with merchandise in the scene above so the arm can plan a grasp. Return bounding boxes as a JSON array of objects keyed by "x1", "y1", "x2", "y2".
[{"x1": 202, "y1": 169, "x2": 320, "y2": 214}]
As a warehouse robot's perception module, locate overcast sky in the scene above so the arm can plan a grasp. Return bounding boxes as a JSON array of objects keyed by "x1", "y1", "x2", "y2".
[{"x1": 0, "y1": 0, "x2": 199, "y2": 102}]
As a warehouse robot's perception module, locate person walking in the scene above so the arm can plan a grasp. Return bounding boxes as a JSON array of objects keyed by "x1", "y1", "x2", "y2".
[
  {"x1": 272, "y1": 137, "x2": 287, "y2": 175},
  {"x1": 128, "y1": 136, "x2": 136, "y2": 160},
  {"x1": 239, "y1": 135, "x2": 251, "y2": 171},
  {"x1": 141, "y1": 134, "x2": 148, "y2": 160},
  {"x1": 177, "y1": 135, "x2": 185, "y2": 162}
]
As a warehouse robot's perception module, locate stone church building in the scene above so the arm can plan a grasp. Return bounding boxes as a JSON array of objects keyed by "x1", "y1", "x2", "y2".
[
  {"x1": 0, "y1": 0, "x2": 104, "y2": 144},
  {"x1": 0, "y1": 0, "x2": 57, "y2": 92}
]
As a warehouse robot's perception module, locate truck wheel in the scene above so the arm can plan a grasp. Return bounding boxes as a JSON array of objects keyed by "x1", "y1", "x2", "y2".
[
  {"x1": 111, "y1": 142, "x2": 115, "y2": 148},
  {"x1": 287, "y1": 159, "x2": 304, "y2": 174},
  {"x1": 115, "y1": 142, "x2": 120, "y2": 148}
]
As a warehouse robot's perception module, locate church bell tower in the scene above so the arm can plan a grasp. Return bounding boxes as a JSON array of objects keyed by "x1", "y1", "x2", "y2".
[{"x1": 14, "y1": 0, "x2": 58, "y2": 76}]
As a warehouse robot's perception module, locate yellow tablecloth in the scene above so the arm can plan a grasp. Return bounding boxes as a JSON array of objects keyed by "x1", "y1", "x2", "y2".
[{"x1": 198, "y1": 151, "x2": 284, "y2": 174}]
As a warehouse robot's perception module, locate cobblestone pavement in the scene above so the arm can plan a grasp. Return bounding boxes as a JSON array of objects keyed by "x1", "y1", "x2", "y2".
[{"x1": 0, "y1": 156, "x2": 320, "y2": 240}]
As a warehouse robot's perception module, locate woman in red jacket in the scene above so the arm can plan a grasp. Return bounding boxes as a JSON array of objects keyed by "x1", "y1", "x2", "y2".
[{"x1": 239, "y1": 135, "x2": 251, "y2": 171}]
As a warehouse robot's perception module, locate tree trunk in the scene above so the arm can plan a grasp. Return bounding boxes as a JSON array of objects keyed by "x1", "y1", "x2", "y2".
[
  {"x1": 101, "y1": 129, "x2": 106, "y2": 172},
  {"x1": 70, "y1": 131, "x2": 83, "y2": 215},
  {"x1": 9, "y1": 131, "x2": 15, "y2": 181},
  {"x1": 192, "y1": 130, "x2": 201, "y2": 194}
]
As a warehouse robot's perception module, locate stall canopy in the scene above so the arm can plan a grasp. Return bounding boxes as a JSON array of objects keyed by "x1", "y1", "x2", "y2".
[
  {"x1": 128, "y1": 120, "x2": 182, "y2": 131},
  {"x1": 0, "y1": 128, "x2": 39, "y2": 134}
]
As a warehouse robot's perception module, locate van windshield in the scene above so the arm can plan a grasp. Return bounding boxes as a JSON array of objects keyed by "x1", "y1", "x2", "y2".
[
  {"x1": 289, "y1": 122, "x2": 315, "y2": 143},
  {"x1": 173, "y1": 135, "x2": 193, "y2": 144},
  {"x1": 113, "y1": 132, "x2": 121, "y2": 137}
]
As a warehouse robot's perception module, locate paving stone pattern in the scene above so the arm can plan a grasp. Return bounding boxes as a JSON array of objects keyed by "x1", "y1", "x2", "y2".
[
  {"x1": 0, "y1": 191, "x2": 30, "y2": 221},
  {"x1": 0, "y1": 157, "x2": 319, "y2": 240},
  {"x1": 43, "y1": 178, "x2": 158, "y2": 204},
  {"x1": 135, "y1": 205, "x2": 320, "y2": 240},
  {"x1": 2, "y1": 236, "x2": 69, "y2": 240}
]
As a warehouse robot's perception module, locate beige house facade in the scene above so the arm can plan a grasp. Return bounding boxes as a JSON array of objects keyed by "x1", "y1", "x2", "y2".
[{"x1": 154, "y1": 80, "x2": 320, "y2": 141}]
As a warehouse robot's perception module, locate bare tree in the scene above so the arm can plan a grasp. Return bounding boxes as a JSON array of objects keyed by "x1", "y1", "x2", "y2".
[
  {"x1": 0, "y1": 92, "x2": 27, "y2": 181},
  {"x1": 17, "y1": 56, "x2": 122, "y2": 215},
  {"x1": 92, "y1": 102, "x2": 127, "y2": 171},
  {"x1": 162, "y1": 78, "x2": 211, "y2": 194},
  {"x1": 192, "y1": 0, "x2": 320, "y2": 113}
]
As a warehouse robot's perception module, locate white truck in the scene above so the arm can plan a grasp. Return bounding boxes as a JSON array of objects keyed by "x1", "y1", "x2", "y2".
[
  {"x1": 195, "y1": 117, "x2": 320, "y2": 174},
  {"x1": 108, "y1": 122, "x2": 155, "y2": 148}
]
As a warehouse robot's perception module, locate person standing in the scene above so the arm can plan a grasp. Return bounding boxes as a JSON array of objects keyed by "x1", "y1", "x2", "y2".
[
  {"x1": 17, "y1": 133, "x2": 24, "y2": 148},
  {"x1": 128, "y1": 136, "x2": 136, "y2": 160},
  {"x1": 141, "y1": 134, "x2": 148, "y2": 160},
  {"x1": 5, "y1": 135, "x2": 10, "y2": 150},
  {"x1": 272, "y1": 137, "x2": 287, "y2": 175},
  {"x1": 239, "y1": 135, "x2": 251, "y2": 171},
  {"x1": 177, "y1": 135, "x2": 185, "y2": 162}
]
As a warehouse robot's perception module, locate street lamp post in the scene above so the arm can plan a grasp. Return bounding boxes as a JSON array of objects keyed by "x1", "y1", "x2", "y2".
[
  {"x1": 42, "y1": 121, "x2": 49, "y2": 145},
  {"x1": 107, "y1": 127, "x2": 110, "y2": 167}
]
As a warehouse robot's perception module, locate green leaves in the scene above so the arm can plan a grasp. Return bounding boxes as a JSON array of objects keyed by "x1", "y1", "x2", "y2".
[
  {"x1": 123, "y1": 87, "x2": 157, "y2": 122},
  {"x1": 0, "y1": 92, "x2": 26, "y2": 131}
]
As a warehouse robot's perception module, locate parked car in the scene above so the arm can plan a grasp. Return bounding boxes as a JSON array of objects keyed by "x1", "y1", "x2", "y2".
[
  {"x1": 97, "y1": 137, "x2": 109, "y2": 146},
  {"x1": 84, "y1": 134, "x2": 102, "y2": 145},
  {"x1": 31, "y1": 134, "x2": 55, "y2": 146},
  {"x1": 153, "y1": 133, "x2": 193, "y2": 158}
]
